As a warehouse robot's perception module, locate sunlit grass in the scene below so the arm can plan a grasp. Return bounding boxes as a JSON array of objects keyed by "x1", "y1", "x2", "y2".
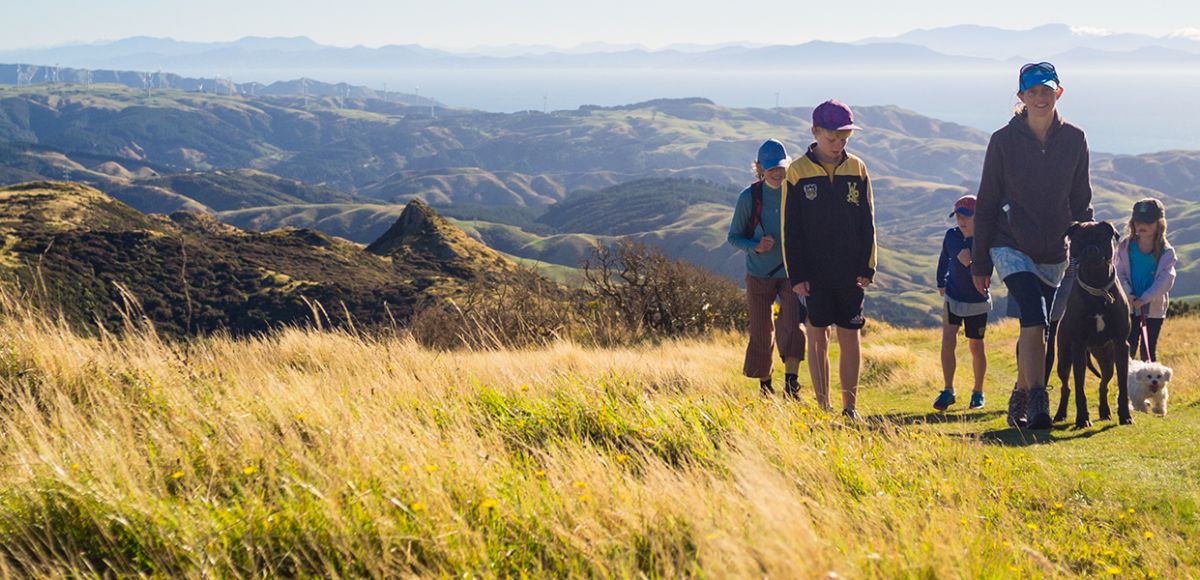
[{"x1": 0, "y1": 296, "x2": 1197, "y2": 576}]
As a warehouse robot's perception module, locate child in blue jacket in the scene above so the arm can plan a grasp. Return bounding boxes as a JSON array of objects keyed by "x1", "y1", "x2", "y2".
[{"x1": 934, "y1": 195, "x2": 991, "y2": 410}]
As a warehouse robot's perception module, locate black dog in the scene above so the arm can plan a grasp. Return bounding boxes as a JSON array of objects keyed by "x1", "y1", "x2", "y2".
[{"x1": 1053, "y1": 221, "x2": 1134, "y2": 428}]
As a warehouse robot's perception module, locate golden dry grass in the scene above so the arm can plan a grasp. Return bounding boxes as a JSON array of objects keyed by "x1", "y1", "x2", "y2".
[{"x1": 0, "y1": 297, "x2": 1197, "y2": 577}]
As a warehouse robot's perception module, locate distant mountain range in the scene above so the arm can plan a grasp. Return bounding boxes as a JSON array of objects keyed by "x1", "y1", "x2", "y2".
[
  {"x1": 5, "y1": 26, "x2": 1198, "y2": 156},
  {"x1": 0, "y1": 63, "x2": 439, "y2": 105},
  {"x1": 859, "y1": 23, "x2": 1200, "y2": 61},
  {"x1": 4, "y1": 24, "x2": 1200, "y2": 75}
]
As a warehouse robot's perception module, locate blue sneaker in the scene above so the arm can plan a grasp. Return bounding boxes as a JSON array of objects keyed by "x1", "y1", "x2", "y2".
[
  {"x1": 969, "y1": 391, "x2": 985, "y2": 409},
  {"x1": 933, "y1": 389, "x2": 956, "y2": 411}
]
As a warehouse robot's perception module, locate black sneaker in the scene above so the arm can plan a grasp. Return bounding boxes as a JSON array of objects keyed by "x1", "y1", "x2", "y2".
[
  {"x1": 760, "y1": 379, "x2": 775, "y2": 396},
  {"x1": 933, "y1": 388, "x2": 957, "y2": 411},
  {"x1": 1007, "y1": 388, "x2": 1028, "y2": 428},
  {"x1": 841, "y1": 408, "x2": 863, "y2": 422},
  {"x1": 784, "y1": 377, "x2": 802, "y2": 400},
  {"x1": 1027, "y1": 386, "x2": 1052, "y2": 429}
]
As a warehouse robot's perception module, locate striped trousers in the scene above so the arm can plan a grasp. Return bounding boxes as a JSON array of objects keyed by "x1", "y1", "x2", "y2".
[{"x1": 743, "y1": 274, "x2": 806, "y2": 378}]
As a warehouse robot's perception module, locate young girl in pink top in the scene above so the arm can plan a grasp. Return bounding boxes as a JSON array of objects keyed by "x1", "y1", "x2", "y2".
[{"x1": 1115, "y1": 198, "x2": 1177, "y2": 361}]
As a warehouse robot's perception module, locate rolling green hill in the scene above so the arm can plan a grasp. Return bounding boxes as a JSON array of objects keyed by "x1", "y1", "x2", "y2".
[
  {"x1": 0, "y1": 85, "x2": 989, "y2": 194},
  {"x1": 3, "y1": 85, "x2": 1200, "y2": 325},
  {"x1": 202, "y1": 172, "x2": 1200, "y2": 327},
  {"x1": 116, "y1": 169, "x2": 367, "y2": 211},
  {"x1": 1093, "y1": 151, "x2": 1200, "y2": 201}
]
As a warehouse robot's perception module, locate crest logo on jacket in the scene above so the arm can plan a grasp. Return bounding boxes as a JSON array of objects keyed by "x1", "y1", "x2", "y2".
[
  {"x1": 846, "y1": 183, "x2": 861, "y2": 206},
  {"x1": 803, "y1": 183, "x2": 818, "y2": 200}
]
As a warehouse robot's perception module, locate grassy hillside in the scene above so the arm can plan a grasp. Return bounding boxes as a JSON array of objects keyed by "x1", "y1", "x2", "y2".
[
  {"x1": 536, "y1": 178, "x2": 738, "y2": 235},
  {"x1": 0, "y1": 86, "x2": 990, "y2": 193},
  {"x1": 0, "y1": 182, "x2": 523, "y2": 336},
  {"x1": 116, "y1": 169, "x2": 367, "y2": 211},
  {"x1": 0, "y1": 296, "x2": 1196, "y2": 576},
  {"x1": 220, "y1": 202, "x2": 408, "y2": 244},
  {"x1": 1093, "y1": 151, "x2": 1200, "y2": 201},
  {"x1": 5, "y1": 86, "x2": 1200, "y2": 325}
]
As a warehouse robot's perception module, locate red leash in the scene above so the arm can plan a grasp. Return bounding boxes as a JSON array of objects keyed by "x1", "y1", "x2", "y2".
[{"x1": 1139, "y1": 305, "x2": 1152, "y2": 361}]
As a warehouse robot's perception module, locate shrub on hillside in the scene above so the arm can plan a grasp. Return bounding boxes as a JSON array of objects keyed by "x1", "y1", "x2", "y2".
[
  {"x1": 408, "y1": 239, "x2": 746, "y2": 349},
  {"x1": 580, "y1": 239, "x2": 745, "y2": 340},
  {"x1": 1168, "y1": 299, "x2": 1200, "y2": 318},
  {"x1": 406, "y1": 268, "x2": 574, "y2": 350}
]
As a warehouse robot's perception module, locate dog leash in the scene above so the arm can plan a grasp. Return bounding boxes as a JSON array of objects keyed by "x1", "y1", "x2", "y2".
[{"x1": 1139, "y1": 305, "x2": 1152, "y2": 361}]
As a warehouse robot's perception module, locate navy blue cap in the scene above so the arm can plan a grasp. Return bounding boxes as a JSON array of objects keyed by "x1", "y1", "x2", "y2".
[{"x1": 1132, "y1": 198, "x2": 1164, "y2": 222}]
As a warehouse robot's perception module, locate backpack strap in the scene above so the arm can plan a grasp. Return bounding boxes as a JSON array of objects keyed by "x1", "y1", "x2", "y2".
[{"x1": 745, "y1": 180, "x2": 764, "y2": 239}]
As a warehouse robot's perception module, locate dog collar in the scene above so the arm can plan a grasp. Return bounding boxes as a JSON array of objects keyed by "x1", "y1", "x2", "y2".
[{"x1": 1077, "y1": 275, "x2": 1117, "y2": 304}]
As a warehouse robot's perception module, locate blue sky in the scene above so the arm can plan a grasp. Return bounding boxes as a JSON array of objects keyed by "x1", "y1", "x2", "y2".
[{"x1": 4, "y1": 0, "x2": 1199, "y2": 50}]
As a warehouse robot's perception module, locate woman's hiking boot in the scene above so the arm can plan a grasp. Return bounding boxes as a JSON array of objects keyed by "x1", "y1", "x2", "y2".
[
  {"x1": 760, "y1": 379, "x2": 775, "y2": 396},
  {"x1": 1027, "y1": 386, "x2": 1052, "y2": 429},
  {"x1": 1007, "y1": 388, "x2": 1028, "y2": 428}
]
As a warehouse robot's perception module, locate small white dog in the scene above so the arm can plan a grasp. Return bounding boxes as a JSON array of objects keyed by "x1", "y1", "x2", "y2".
[{"x1": 1127, "y1": 359, "x2": 1173, "y2": 416}]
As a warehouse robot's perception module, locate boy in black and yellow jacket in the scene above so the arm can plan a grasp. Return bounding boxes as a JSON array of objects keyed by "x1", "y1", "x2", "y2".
[{"x1": 782, "y1": 99, "x2": 876, "y2": 420}]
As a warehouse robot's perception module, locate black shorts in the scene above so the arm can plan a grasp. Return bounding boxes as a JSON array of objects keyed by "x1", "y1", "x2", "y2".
[
  {"x1": 806, "y1": 286, "x2": 865, "y2": 329},
  {"x1": 943, "y1": 303, "x2": 987, "y2": 340}
]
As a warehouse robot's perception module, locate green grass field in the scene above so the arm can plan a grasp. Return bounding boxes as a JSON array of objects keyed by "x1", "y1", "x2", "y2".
[{"x1": 0, "y1": 296, "x2": 1196, "y2": 577}]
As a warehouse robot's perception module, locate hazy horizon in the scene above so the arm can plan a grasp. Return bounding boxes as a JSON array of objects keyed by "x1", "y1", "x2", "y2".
[
  {"x1": 6, "y1": 26, "x2": 1200, "y2": 54},
  {"x1": 3, "y1": 1, "x2": 1199, "y2": 51}
]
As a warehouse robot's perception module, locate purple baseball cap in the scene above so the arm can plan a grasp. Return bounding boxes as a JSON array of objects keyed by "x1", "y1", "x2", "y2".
[{"x1": 812, "y1": 99, "x2": 862, "y2": 131}]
